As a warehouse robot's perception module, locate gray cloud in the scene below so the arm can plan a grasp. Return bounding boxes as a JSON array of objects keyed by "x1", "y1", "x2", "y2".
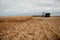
[{"x1": 0, "y1": 0, "x2": 60, "y2": 16}]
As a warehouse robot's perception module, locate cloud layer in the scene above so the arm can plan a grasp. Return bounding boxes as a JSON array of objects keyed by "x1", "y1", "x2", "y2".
[{"x1": 0, "y1": 0, "x2": 60, "y2": 16}]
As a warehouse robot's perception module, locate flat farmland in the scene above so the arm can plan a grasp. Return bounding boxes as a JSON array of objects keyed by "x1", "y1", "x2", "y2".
[{"x1": 0, "y1": 16, "x2": 60, "y2": 40}]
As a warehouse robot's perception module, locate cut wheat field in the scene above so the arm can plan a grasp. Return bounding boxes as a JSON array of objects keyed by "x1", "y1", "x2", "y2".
[{"x1": 0, "y1": 16, "x2": 60, "y2": 40}]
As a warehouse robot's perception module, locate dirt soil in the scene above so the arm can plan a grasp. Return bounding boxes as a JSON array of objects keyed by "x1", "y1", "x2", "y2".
[{"x1": 0, "y1": 16, "x2": 60, "y2": 40}]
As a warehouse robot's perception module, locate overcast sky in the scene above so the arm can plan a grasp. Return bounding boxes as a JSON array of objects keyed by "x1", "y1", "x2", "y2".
[{"x1": 0, "y1": 0, "x2": 60, "y2": 16}]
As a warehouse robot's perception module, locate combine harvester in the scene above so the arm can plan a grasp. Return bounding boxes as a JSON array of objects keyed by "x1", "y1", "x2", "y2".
[
  {"x1": 41, "y1": 12, "x2": 50, "y2": 17},
  {"x1": 33, "y1": 12, "x2": 50, "y2": 17}
]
